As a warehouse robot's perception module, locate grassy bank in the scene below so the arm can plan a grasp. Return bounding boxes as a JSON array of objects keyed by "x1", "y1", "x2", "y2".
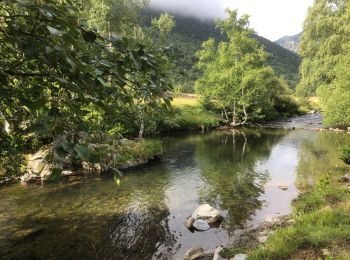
[
  {"x1": 166, "y1": 96, "x2": 220, "y2": 131},
  {"x1": 250, "y1": 173, "x2": 350, "y2": 259},
  {"x1": 221, "y1": 149, "x2": 350, "y2": 259}
]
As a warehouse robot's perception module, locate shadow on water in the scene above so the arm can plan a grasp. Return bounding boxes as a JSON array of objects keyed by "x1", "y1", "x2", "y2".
[{"x1": 0, "y1": 129, "x2": 349, "y2": 259}]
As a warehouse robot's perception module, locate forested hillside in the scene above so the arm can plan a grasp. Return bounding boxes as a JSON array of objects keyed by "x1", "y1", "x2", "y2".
[
  {"x1": 143, "y1": 9, "x2": 301, "y2": 89},
  {"x1": 275, "y1": 32, "x2": 302, "y2": 53}
]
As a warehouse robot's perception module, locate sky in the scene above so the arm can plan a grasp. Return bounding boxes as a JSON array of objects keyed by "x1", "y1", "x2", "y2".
[{"x1": 149, "y1": 0, "x2": 314, "y2": 41}]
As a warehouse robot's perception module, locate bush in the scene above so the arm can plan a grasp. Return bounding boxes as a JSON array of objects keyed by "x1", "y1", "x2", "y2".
[
  {"x1": 0, "y1": 132, "x2": 24, "y2": 181},
  {"x1": 273, "y1": 95, "x2": 299, "y2": 117},
  {"x1": 340, "y1": 147, "x2": 350, "y2": 165}
]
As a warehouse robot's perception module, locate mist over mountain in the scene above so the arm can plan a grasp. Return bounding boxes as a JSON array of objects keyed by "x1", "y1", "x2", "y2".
[
  {"x1": 275, "y1": 33, "x2": 302, "y2": 53},
  {"x1": 149, "y1": 0, "x2": 227, "y2": 20},
  {"x1": 143, "y1": 9, "x2": 301, "y2": 89}
]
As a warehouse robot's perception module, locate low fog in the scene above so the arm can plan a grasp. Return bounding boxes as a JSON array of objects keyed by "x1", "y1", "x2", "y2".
[
  {"x1": 149, "y1": 0, "x2": 229, "y2": 20},
  {"x1": 149, "y1": 0, "x2": 314, "y2": 40}
]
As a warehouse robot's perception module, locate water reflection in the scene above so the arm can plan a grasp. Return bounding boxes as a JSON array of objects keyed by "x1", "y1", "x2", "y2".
[{"x1": 0, "y1": 130, "x2": 348, "y2": 259}]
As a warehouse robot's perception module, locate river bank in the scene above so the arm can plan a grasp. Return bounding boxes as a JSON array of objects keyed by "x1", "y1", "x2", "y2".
[
  {"x1": 0, "y1": 139, "x2": 163, "y2": 186},
  {"x1": 0, "y1": 95, "x2": 323, "y2": 186},
  {"x1": 219, "y1": 165, "x2": 350, "y2": 259},
  {"x1": 1, "y1": 128, "x2": 349, "y2": 259}
]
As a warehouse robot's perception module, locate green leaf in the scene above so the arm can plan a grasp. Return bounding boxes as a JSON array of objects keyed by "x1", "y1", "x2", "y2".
[
  {"x1": 82, "y1": 30, "x2": 97, "y2": 43},
  {"x1": 55, "y1": 146, "x2": 68, "y2": 159},
  {"x1": 22, "y1": 39, "x2": 40, "y2": 58},
  {"x1": 15, "y1": 0, "x2": 30, "y2": 6},
  {"x1": 89, "y1": 152, "x2": 101, "y2": 164},
  {"x1": 97, "y1": 77, "x2": 106, "y2": 86},
  {"x1": 74, "y1": 144, "x2": 90, "y2": 161},
  {"x1": 65, "y1": 57, "x2": 76, "y2": 71},
  {"x1": 99, "y1": 60, "x2": 114, "y2": 67},
  {"x1": 61, "y1": 142, "x2": 74, "y2": 153},
  {"x1": 46, "y1": 168, "x2": 62, "y2": 183},
  {"x1": 114, "y1": 175, "x2": 121, "y2": 186},
  {"x1": 47, "y1": 26, "x2": 65, "y2": 36}
]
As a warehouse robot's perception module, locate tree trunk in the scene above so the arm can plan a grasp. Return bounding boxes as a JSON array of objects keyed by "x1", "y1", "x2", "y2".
[
  {"x1": 242, "y1": 105, "x2": 248, "y2": 125},
  {"x1": 241, "y1": 131, "x2": 247, "y2": 157},
  {"x1": 230, "y1": 103, "x2": 248, "y2": 127},
  {"x1": 138, "y1": 112, "x2": 144, "y2": 140},
  {"x1": 231, "y1": 101, "x2": 238, "y2": 125},
  {"x1": 223, "y1": 107, "x2": 229, "y2": 123},
  {"x1": 1, "y1": 111, "x2": 14, "y2": 134}
]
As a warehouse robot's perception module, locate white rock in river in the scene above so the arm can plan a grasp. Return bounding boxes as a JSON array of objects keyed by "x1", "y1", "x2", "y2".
[
  {"x1": 183, "y1": 246, "x2": 205, "y2": 260},
  {"x1": 232, "y1": 254, "x2": 247, "y2": 260},
  {"x1": 213, "y1": 246, "x2": 225, "y2": 260},
  {"x1": 192, "y1": 219, "x2": 210, "y2": 231},
  {"x1": 191, "y1": 204, "x2": 222, "y2": 222}
]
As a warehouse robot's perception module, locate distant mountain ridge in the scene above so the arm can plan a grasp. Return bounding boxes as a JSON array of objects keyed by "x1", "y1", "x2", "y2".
[
  {"x1": 275, "y1": 33, "x2": 302, "y2": 53},
  {"x1": 143, "y1": 9, "x2": 301, "y2": 88}
]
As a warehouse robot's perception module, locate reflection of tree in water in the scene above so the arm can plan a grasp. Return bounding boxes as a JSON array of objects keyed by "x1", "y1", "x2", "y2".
[
  {"x1": 195, "y1": 129, "x2": 286, "y2": 231},
  {"x1": 0, "y1": 163, "x2": 176, "y2": 260},
  {"x1": 296, "y1": 131, "x2": 350, "y2": 191},
  {"x1": 99, "y1": 205, "x2": 175, "y2": 259}
]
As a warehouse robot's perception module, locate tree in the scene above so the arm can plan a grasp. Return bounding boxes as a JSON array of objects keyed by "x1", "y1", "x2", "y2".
[
  {"x1": 297, "y1": 0, "x2": 350, "y2": 126},
  {"x1": 0, "y1": 0, "x2": 171, "y2": 172},
  {"x1": 79, "y1": 0, "x2": 149, "y2": 38},
  {"x1": 151, "y1": 13, "x2": 175, "y2": 39},
  {"x1": 195, "y1": 9, "x2": 279, "y2": 125}
]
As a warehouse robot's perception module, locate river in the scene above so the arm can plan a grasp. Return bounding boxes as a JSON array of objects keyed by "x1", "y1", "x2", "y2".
[{"x1": 0, "y1": 128, "x2": 349, "y2": 259}]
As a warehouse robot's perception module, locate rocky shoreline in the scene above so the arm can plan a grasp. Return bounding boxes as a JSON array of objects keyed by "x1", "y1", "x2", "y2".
[
  {"x1": 182, "y1": 204, "x2": 295, "y2": 260},
  {"x1": 0, "y1": 150, "x2": 162, "y2": 186}
]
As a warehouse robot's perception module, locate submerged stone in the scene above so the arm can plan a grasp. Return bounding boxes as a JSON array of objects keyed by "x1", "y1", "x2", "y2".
[
  {"x1": 183, "y1": 246, "x2": 205, "y2": 260},
  {"x1": 341, "y1": 174, "x2": 350, "y2": 182},
  {"x1": 185, "y1": 217, "x2": 195, "y2": 230},
  {"x1": 231, "y1": 254, "x2": 247, "y2": 260},
  {"x1": 213, "y1": 246, "x2": 225, "y2": 260}
]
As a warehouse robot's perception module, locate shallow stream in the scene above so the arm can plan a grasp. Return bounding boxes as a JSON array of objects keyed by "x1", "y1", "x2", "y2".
[{"x1": 0, "y1": 128, "x2": 349, "y2": 259}]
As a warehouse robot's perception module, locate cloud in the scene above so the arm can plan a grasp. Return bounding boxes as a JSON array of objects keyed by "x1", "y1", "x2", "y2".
[
  {"x1": 149, "y1": 0, "x2": 314, "y2": 40},
  {"x1": 149, "y1": 0, "x2": 228, "y2": 20}
]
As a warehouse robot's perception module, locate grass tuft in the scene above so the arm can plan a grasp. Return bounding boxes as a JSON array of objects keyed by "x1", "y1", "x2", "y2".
[{"x1": 248, "y1": 173, "x2": 350, "y2": 260}]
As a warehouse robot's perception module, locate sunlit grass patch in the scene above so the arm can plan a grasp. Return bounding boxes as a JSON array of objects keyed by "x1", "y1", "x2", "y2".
[
  {"x1": 117, "y1": 139, "x2": 162, "y2": 163},
  {"x1": 250, "y1": 205, "x2": 350, "y2": 259},
  {"x1": 172, "y1": 95, "x2": 199, "y2": 108}
]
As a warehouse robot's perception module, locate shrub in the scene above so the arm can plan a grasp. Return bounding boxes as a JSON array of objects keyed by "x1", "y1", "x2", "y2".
[{"x1": 340, "y1": 147, "x2": 350, "y2": 165}]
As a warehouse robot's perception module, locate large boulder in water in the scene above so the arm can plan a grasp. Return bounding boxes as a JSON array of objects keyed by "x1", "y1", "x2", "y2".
[
  {"x1": 191, "y1": 204, "x2": 222, "y2": 224},
  {"x1": 183, "y1": 246, "x2": 205, "y2": 260},
  {"x1": 21, "y1": 148, "x2": 52, "y2": 182},
  {"x1": 186, "y1": 204, "x2": 223, "y2": 231}
]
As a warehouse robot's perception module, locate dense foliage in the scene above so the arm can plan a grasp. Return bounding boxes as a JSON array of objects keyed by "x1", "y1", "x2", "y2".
[
  {"x1": 341, "y1": 147, "x2": 350, "y2": 165},
  {"x1": 195, "y1": 10, "x2": 296, "y2": 125},
  {"x1": 297, "y1": 0, "x2": 350, "y2": 126},
  {"x1": 0, "y1": 0, "x2": 171, "y2": 177}
]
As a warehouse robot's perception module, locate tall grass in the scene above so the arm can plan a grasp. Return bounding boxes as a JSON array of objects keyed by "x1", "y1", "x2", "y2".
[{"x1": 249, "y1": 173, "x2": 350, "y2": 259}]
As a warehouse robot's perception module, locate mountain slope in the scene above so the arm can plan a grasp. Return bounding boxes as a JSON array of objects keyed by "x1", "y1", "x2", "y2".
[
  {"x1": 275, "y1": 33, "x2": 302, "y2": 53},
  {"x1": 255, "y1": 35, "x2": 301, "y2": 87},
  {"x1": 143, "y1": 10, "x2": 301, "y2": 89}
]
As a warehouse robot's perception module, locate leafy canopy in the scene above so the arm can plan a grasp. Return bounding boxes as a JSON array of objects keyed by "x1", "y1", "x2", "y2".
[
  {"x1": 195, "y1": 9, "x2": 280, "y2": 124},
  {"x1": 0, "y1": 0, "x2": 171, "y2": 163},
  {"x1": 297, "y1": 0, "x2": 350, "y2": 126}
]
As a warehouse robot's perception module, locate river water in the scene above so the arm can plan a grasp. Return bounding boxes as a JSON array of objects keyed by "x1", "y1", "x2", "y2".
[{"x1": 0, "y1": 129, "x2": 349, "y2": 259}]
